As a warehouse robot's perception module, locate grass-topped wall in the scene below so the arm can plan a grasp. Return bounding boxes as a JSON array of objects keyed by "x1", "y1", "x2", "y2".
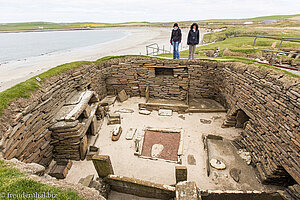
[{"x1": 1, "y1": 55, "x2": 298, "y2": 116}]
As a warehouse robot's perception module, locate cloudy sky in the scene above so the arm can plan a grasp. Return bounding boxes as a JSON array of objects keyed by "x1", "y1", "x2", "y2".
[{"x1": 0, "y1": 0, "x2": 298, "y2": 23}]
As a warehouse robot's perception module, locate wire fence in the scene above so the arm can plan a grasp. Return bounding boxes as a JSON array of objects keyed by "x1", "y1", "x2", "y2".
[
  {"x1": 253, "y1": 36, "x2": 300, "y2": 66},
  {"x1": 146, "y1": 43, "x2": 171, "y2": 56}
]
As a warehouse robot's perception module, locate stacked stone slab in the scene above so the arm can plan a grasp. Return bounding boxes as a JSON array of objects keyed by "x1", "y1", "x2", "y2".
[
  {"x1": 282, "y1": 184, "x2": 300, "y2": 200},
  {"x1": 218, "y1": 63, "x2": 300, "y2": 186},
  {"x1": 175, "y1": 166, "x2": 188, "y2": 183},
  {"x1": 49, "y1": 90, "x2": 99, "y2": 161},
  {"x1": 105, "y1": 60, "x2": 221, "y2": 102},
  {"x1": 106, "y1": 63, "x2": 190, "y2": 101},
  {"x1": 0, "y1": 62, "x2": 107, "y2": 167}
]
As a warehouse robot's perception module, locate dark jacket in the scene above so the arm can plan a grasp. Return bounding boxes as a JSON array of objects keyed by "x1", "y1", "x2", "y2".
[
  {"x1": 170, "y1": 28, "x2": 182, "y2": 42},
  {"x1": 187, "y1": 29, "x2": 199, "y2": 45}
]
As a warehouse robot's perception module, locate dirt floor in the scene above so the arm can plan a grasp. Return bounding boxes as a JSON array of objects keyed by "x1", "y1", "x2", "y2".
[{"x1": 66, "y1": 97, "x2": 279, "y2": 194}]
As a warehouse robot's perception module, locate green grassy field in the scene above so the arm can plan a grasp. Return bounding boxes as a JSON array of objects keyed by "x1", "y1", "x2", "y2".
[
  {"x1": 153, "y1": 14, "x2": 300, "y2": 28},
  {"x1": 196, "y1": 14, "x2": 300, "y2": 23},
  {"x1": 158, "y1": 15, "x2": 300, "y2": 68},
  {"x1": 203, "y1": 24, "x2": 300, "y2": 43},
  {"x1": 159, "y1": 36, "x2": 300, "y2": 57},
  {"x1": 0, "y1": 21, "x2": 152, "y2": 31},
  {"x1": 0, "y1": 160, "x2": 83, "y2": 200}
]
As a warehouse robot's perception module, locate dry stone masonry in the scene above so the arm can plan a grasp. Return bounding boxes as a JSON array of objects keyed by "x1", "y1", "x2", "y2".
[
  {"x1": 0, "y1": 56, "x2": 299, "y2": 198},
  {"x1": 218, "y1": 63, "x2": 300, "y2": 186}
]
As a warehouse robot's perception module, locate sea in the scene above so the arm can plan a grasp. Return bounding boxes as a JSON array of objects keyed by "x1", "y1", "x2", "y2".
[{"x1": 0, "y1": 29, "x2": 127, "y2": 63}]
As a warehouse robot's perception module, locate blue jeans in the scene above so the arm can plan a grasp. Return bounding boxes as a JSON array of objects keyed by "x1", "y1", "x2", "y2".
[{"x1": 172, "y1": 41, "x2": 179, "y2": 59}]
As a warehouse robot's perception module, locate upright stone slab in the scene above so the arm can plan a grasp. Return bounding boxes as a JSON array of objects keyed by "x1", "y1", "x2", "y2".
[
  {"x1": 175, "y1": 166, "x2": 187, "y2": 183},
  {"x1": 176, "y1": 181, "x2": 198, "y2": 200},
  {"x1": 145, "y1": 86, "x2": 149, "y2": 102},
  {"x1": 90, "y1": 115, "x2": 98, "y2": 136},
  {"x1": 49, "y1": 160, "x2": 72, "y2": 179},
  {"x1": 80, "y1": 135, "x2": 88, "y2": 160},
  {"x1": 92, "y1": 155, "x2": 114, "y2": 178},
  {"x1": 118, "y1": 89, "x2": 129, "y2": 102},
  {"x1": 79, "y1": 174, "x2": 94, "y2": 187}
]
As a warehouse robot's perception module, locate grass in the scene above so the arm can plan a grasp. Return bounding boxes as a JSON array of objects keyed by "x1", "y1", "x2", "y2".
[
  {"x1": 204, "y1": 36, "x2": 299, "y2": 52},
  {"x1": 0, "y1": 21, "x2": 152, "y2": 31},
  {"x1": 153, "y1": 14, "x2": 300, "y2": 28},
  {"x1": 158, "y1": 22, "x2": 300, "y2": 70},
  {"x1": 203, "y1": 25, "x2": 300, "y2": 43},
  {"x1": 0, "y1": 160, "x2": 83, "y2": 200},
  {"x1": 0, "y1": 55, "x2": 145, "y2": 116},
  {"x1": 159, "y1": 36, "x2": 300, "y2": 58},
  {"x1": 0, "y1": 61, "x2": 90, "y2": 115},
  {"x1": 159, "y1": 51, "x2": 300, "y2": 78},
  {"x1": 197, "y1": 14, "x2": 300, "y2": 23}
]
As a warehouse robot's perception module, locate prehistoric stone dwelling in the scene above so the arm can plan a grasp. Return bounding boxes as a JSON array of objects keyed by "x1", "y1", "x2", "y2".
[{"x1": 0, "y1": 56, "x2": 299, "y2": 199}]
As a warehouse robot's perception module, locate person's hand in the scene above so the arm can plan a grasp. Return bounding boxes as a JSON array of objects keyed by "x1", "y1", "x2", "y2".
[{"x1": 179, "y1": 41, "x2": 181, "y2": 44}]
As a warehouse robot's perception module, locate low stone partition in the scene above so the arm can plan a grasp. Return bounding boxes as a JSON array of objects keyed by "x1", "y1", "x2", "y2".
[
  {"x1": 104, "y1": 174, "x2": 175, "y2": 199},
  {"x1": 199, "y1": 190, "x2": 283, "y2": 200}
]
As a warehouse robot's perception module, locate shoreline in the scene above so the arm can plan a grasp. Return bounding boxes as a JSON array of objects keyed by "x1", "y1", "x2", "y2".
[
  {"x1": 0, "y1": 27, "x2": 176, "y2": 92},
  {"x1": 0, "y1": 29, "x2": 131, "y2": 66}
]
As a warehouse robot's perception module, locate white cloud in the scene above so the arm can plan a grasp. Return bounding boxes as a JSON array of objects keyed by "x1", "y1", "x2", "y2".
[{"x1": 0, "y1": 0, "x2": 298, "y2": 23}]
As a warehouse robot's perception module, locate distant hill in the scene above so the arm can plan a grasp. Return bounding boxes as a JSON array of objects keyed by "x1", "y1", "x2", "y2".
[
  {"x1": 0, "y1": 14, "x2": 299, "y2": 31},
  {"x1": 171, "y1": 14, "x2": 300, "y2": 24}
]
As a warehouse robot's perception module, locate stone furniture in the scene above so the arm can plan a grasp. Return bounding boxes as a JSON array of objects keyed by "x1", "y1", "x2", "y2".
[{"x1": 49, "y1": 90, "x2": 100, "y2": 161}]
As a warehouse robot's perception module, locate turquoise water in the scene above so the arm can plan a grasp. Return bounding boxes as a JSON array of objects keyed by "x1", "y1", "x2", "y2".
[{"x1": 0, "y1": 30, "x2": 127, "y2": 62}]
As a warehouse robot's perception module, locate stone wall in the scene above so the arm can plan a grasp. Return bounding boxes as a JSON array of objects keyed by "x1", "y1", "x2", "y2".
[
  {"x1": 2, "y1": 63, "x2": 96, "y2": 166},
  {"x1": 106, "y1": 59, "x2": 220, "y2": 101},
  {"x1": 106, "y1": 62, "x2": 189, "y2": 101},
  {"x1": 0, "y1": 61, "x2": 111, "y2": 166},
  {"x1": 0, "y1": 56, "x2": 299, "y2": 188},
  {"x1": 188, "y1": 62, "x2": 221, "y2": 100},
  {"x1": 200, "y1": 190, "x2": 283, "y2": 200},
  {"x1": 218, "y1": 63, "x2": 300, "y2": 185}
]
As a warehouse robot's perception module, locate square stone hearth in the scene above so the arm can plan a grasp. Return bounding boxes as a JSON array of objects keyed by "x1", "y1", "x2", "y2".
[{"x1": 139, "y1": 128, "x2": 183, "y2": 163}]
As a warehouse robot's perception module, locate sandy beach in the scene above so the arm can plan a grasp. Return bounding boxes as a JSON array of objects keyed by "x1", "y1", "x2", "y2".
[{"x1": 0, "y1": 27, "x2": 193, "y2": 92}]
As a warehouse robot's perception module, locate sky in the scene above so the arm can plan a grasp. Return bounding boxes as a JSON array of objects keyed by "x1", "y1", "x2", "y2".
[{"x1": 0, "y1": 0, "x2": 299, "y2": 23}]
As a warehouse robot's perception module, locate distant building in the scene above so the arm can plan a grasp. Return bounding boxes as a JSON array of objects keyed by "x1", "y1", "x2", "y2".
[
  {"x1": 262, "y1": 20, "x2": 279, "y2": 24},
  {"x1": 243, "y1": 22, "x2": 253, "y2": 25},
  {"x1": 38, "y1": 26, "x2": 44, "y2": 29}
]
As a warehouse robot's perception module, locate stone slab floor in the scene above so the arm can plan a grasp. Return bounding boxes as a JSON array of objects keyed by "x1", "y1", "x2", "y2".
[{"x1": 66, "y1": 97, "x2": 276, "y2": 193}]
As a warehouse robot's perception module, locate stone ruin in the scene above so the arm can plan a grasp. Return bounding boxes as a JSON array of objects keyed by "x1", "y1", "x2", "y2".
[{"x1": 0, "y1": 56, "x2": 299, "y2": 200}]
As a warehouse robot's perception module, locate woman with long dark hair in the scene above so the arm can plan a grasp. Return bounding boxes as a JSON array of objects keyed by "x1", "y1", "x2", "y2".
[{"x1": 187, "y1": 23, "x2": 199, "y2": 59}]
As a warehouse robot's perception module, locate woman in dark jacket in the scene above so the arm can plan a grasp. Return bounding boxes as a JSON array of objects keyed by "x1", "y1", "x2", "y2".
[
  {"x1": 170, "y1": 23, "x2": 182, "y2": 59},
  {"x1": 187, "y1": 23, "x2": 200, "y2": 59}
]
